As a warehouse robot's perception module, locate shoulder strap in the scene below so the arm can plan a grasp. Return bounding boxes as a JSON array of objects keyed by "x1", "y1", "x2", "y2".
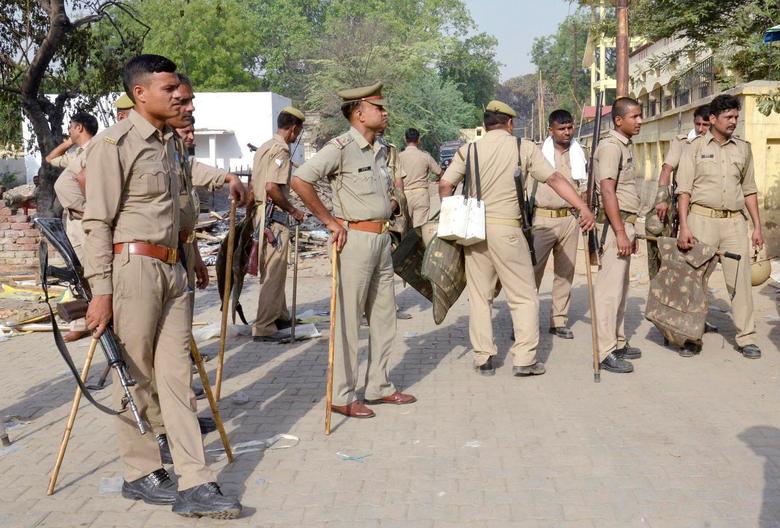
[
  {"x1": 516, "y1": 138, "x2": 531, "y2": 205},
  {"x1": 473, "y1": 143, "x2": 482, "y2": 201},
  {"x1": 462, "y1": 144, "x2": 472, "y2": 198}
]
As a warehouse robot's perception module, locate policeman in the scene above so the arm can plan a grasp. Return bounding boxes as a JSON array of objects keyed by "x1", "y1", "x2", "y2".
[
  {"x1": 52, "y1": 112, "x2": 98, "y2": 342},
  {"x1": 83, "y1": 54, "x2": 241, "y2": 518},
  {"x1": 399, "y1": 128, "x2": 442, "y2": 227},
  {"x1": 45, "y1": 112, "x2": 98, "y2": 169},
  {"x1": 533, "y1": 109, "x2": 586, "y2": 340},
  {"x1": 648, "y1": 104, "x2": 711, "y2": 279},
  {"x1": 292, "y1": 82, "x2": 416, "y2": 419},
  {"x1": 439, "y1": 100, "x2": 595, "y2": 376},
  {"x1": 593, "y1": 97, "x2": 644, "y2": 374},
  {"x1": 251, "y1": 107, "x2": 306, "y2": 341},
  {"x1": 676, "y1": 94, "x2": 764, "y2": 359},
  {"x1": 116, "y1": 93, "x2": 134, "y2": 121}
]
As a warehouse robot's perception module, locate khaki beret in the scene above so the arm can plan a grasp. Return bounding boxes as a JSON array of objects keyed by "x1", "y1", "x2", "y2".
[
  {"x1": 337, "y1": 82, "x2": 386, "y2": 107},
  {"x1": 115, "y1": 93, "x2": 134, "y2": 110},
  {"x1": 281, "y1": 106, "x2": 305, "y2": 122},
  {"x1": 485, "y1": 100, "x2": 516, "y2": 118}
]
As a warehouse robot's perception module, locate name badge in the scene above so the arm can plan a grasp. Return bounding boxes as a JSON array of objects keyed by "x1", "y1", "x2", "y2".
[
  {"x1": 358, "y1": 166, "x2": 372, "y2": 173},
  {"x1": 701, "y1": 154, "x2": 714, "y2": 159}
]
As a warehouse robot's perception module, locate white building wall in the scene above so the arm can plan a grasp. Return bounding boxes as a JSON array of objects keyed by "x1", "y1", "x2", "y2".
[{"x1": 22, "y1": 91, "x2": 299, "y2": 183}]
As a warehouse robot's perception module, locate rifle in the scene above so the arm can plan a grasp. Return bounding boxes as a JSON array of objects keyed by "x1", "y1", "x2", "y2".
[
  {"x1": 35, "y1": 218, "x2": 147, "y2": 435},
  {"x1": 514, "y1": 139, "x2": 537, "y2": 266},
  {"x1": 245, "y1": 198, "x2": 290, "y2": 275},
  {"x1": 585, "y1": 91, "x2": 605, "y2": 265}
]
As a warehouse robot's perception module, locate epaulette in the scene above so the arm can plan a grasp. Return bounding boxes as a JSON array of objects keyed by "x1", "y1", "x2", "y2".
[
  {"x1": 676, "y1": 134, "x2": 688, "y2": 141},
  {"x1": 732, "y1": 135, "x2": 749, "y2": 145},
  {"x1": 329, "y1": 133, "x2": 353, "y2": 149},
  {"x1": 98, "y1": 118, "x2": 133, "y2": 146}
]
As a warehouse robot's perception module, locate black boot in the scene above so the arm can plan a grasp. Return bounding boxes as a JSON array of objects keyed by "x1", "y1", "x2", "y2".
[
  {"x1": 600, "y1": 353, "x2": 634, "y2": 373},
  {"x1": 172, "y1": 482, "x2": 242, "y2": 519},
  {"x1": 615, "y1": 343, "x2": 641, "y2": 360},
  {"x1": 476, "y1": 356, "x2": 495, "y2": 376},
  {"x1": 121, "y1": 468, "x2": 177, "y2": 505},
  {"x1": 157, "y1": 434, "x2": 173, "y2": 465}
]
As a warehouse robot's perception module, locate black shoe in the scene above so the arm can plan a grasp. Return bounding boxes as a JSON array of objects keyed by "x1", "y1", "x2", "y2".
[
  {"x1": 704, "y1": 321, "x2": 718, "y2": 334},
  {"x1": 739, "y1": 344, "x2": 761, "y2": 359},
  {"x1": 476, "y1": 356, "x2": 495, "y2": 376},
  {"x1": 600, "y1": 353, "x2": 634, "y2": 373},
  {"x1": 678, "y1": 342, "x2": 701, "y2": 358},
  {"x1": 512, "y1": 362, "x2": 546, "y2": 376},
  {"x1": 157, "y1": 434, "x2": 173, "y2": 465},
  {"x1": 548, "y1": 327, "x2": 574, "y2": 339},
  {"x1": 615, "y1": 344, "x2": 641, "y2": 360},
  {"x1": 253, "y1": 333, "x2": 285, "y2": 343},
  {"x1": 172, "y1": 482, "x2": 242, "y2": 519},
  {"x1": 274, "y1": 318, "x2": 292, "y2": 330},
  {"x1": 198, "y1": 416, "x2": 217, "y2": 435},
  {"x1": 122, "y1": 468, "x2": 177, "y2": 505}
]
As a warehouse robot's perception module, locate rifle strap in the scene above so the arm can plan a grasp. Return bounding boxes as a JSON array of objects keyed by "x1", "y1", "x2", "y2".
[
  {"x1": 515, "y1": 139, "x2": 530, "y2": 221},
  {"x1": 40, "y1": 242, "x2": 120, "y2": 417}
]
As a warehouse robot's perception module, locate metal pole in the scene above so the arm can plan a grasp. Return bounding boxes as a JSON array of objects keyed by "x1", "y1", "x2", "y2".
[{"x1": 616, "y1": 0, "x2": 629, "y2": 97}]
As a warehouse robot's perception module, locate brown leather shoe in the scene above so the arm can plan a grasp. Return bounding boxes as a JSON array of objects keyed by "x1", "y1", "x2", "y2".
[
  {"x1": 330, "y1": 401, "x2": 375, "y2": 418},
  {"x1": 63, "y1": 329, "x2": 91, "y2": 343},
  {"x1": 366, "y1": 391, "x2": 417, "y2": 405}
]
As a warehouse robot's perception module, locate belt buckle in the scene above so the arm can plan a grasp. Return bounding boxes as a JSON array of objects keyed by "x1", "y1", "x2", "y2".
[
  {"x1": 381, "y1": 221, "x2": 389, "y2": 234},
  {"x1": 166, "y1": 247, "x2": 178, "y2": 265}
]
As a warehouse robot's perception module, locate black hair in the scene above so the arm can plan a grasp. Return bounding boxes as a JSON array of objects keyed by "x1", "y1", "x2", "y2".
[
  {"x1": 177, "y1": 73, "x2": 192, "y2": 88},
  {"x1": 278, "y1": 111, "x2": 303, "y2": 129},
  {"x1": 709, "y1": 94, "x2": 740, "y2": 117},
  {"x1": 483, "y1": 110, "x2": 511, "y2": 130},
  {"x1": 693, "y1": 104, "x2": 710, "y2": 120},
  {"x1": 341, "y1": 101, "x2": 361, "y2": 120},
  {"x1": 405, "y1": 128, "x2": 420, "y2": 143},
  {"x1": 548, "y1": 109, "x2": 573, "y2": 127},
  {"x1": 70, "y1": 112, "x2": 98, "y2": 136},
  {"x1": 122, "y1": 54, "x2": 177, "y2": 103},
  {"x1": 611, "y1": 97, "x2": 641, "y2": 124}
]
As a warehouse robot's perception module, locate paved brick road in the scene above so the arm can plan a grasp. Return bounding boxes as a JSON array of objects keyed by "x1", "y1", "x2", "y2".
[{"x1": 1, "y1": 244, "x2": 779, "y2": 528}]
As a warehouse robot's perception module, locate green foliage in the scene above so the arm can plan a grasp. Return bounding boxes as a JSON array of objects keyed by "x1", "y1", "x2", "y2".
[
  {"x1": 439, "y1": 33, "x2": 501, "y2": 111},
  {"x1": 630, "y1": 0, "x2": 780, "y2": 84},
  {"x1": 530, "y1": 12, "x2": 591, "y2": 118}
]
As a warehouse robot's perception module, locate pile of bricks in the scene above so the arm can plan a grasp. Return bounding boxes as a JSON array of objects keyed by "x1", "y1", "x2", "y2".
[{"x1": 0, "y1": 205, "x2": 39, "y2": 273}]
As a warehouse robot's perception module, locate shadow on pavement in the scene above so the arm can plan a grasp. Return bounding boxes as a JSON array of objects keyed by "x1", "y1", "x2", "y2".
[{"x1": 738, "y1": 426, "x2": 780, "y2": 528}]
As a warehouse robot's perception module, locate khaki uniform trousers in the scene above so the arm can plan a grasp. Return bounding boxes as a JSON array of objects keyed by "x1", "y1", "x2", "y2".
[
  {"x1": 532, "y1": 214, "x2": 579, "y2": 328},
  {"x1": 331, "y1": 230, "x2": 397, "y2": 406},
  {"x1": 112, "y1": 250, "x2": 212, "y2": 490},
  {"x1": 594, "y1": 222, "x2": 635, "y2": 361},
  {"x1": 404, "y1": 188, "x2": 430, "y2": 228},
  {"x1": 146, "y1": 241, "x2": 197, "y2": 437},
  {"x1": 464, "y1": 223, "x2": 539, "y2": 367},
  {"x1": 67, "y1": 215, "x2": 88, "y2": 332},
  {"x1": 688, "y1": 212, "x2": 755, "y2": 347},
  {"x1": 252, "y1": 223, "x2": 291, "y2": 337}
]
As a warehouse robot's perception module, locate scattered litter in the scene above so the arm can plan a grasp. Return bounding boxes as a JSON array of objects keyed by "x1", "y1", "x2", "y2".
[
  {"x1": 307, "y1": 230, "x2": 330, "y2": 241},
  {"x1": 463, "y1": 440, "x2": 481, "y2": 448},
  {"x1": 231, "y1": 391, "x2": 250, "y2": 405},
  {"x1": 193, "y1": 323, "x2": 251, "y2": 342},
  {"x1": 2, "y1": 417, "x2": 30, "y2": 432},
  {"x1": 207, "y1": 434, "x2": 300, "y2": 458},
  {"x1": 296, "y1": 310, "x2": 330, "y2": 324},
  {"x1": 0, "y1": 444, "x2": 22, "y2": 457},
  {"x1": 404, "y1": 331, "x2": 418, "y2": 338},
  {"x1": 255, "y1": 478, "x2": 266, "y2": 486},
  {"x1": 273, "y1": 324, "x2": 321, "y2": 342},
  {"x1": 337, "y1": 451, "x2": 371, "y2": 463},
  {"x1": 99, "y1": 475, "x2": 123, "y2": 494}
]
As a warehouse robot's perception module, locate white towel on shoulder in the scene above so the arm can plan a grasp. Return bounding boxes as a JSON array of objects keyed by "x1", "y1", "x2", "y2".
[{"x1": 542, "y1": 136, "x2": 587, "y2": 183}]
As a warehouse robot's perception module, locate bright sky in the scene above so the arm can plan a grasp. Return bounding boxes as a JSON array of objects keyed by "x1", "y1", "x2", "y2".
[{"x1": 464, "y1": 0, "x2": 577, "y2": 81}]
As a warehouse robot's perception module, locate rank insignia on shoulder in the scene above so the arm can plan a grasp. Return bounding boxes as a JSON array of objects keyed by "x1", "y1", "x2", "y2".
[{"x1": 104, "y1": 137, "x2": 117, "y2": 145}]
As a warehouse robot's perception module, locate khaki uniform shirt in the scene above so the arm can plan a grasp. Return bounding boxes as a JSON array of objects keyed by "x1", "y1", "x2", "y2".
[
  {"x1": 442, "y1": 130, "x2": 554, "y2": 220},
  {"x1": 251, "y1": 134, "x2": 291, "y2": 204},
  {"x1": 663, "y1": 134, "x2": 689, "y2": 171},
  {"x1": 83, "y1": 109, "x2": 180, "y2": 295},
  {"x1": 54, "y1": 142, "x2": 90, "y2": 217},
  {"x1": 532, "y1": 147, "x2": 578, "y2": 209},
  {"x1": 675, "y1": 131, "x2": 757, "y2": 211},
  {"x1": 399, "y1": 145, "x2": 441, "y2": 190},
  {"x1": 174, "y1": 139, "x2": 228, "y2": 232},
  {"x1": 594, "y1": 130, "x2": 640, "y2": 214},
  {"x1": 295, "y1": 127, "x2": 393, "y2": 221},
  {"x1": 49, "y1": 147, "x2": 83, "y2": 169}
]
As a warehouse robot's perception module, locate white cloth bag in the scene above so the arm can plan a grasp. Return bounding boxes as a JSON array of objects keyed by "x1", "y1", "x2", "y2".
[{"x1": 437, "y1": 144, "x2": 485, "y2": 246}]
